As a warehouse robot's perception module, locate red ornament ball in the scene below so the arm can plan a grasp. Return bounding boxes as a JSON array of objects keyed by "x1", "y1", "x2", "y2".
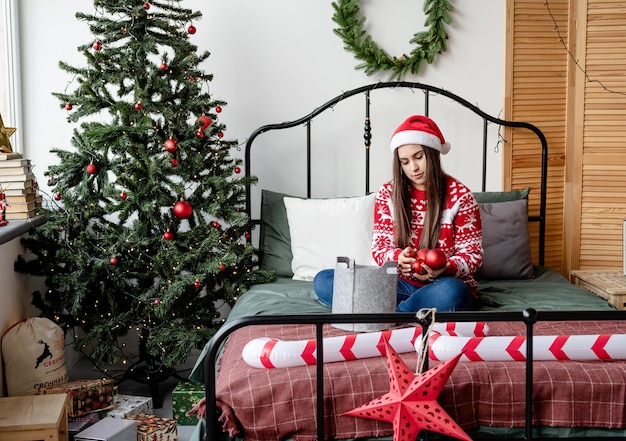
[
  {"x1": 187, "y1": 25, "x2": 196, "y2": 34},
  {"x1": 219, "y1": 263, "x2": 226, "y2": 272},
  {"x1": 54, "y1": 193, "x2": 61, "y2": 201},
  {"x1": 217, "y1": 131, "x2": 224, "y2": 138},
  {"x1": 170, "y1": 158, "x2": 178, "y2": 167},
  {"x1": 198, "y1": 115, "x2": 212, "y2": 128},
  {"x1": 196, "y1": 131, "x2": 204, "y2": 139},
  {"x1": 86, "y1": 163, "x2": 97, "y2": 174},
  {"x1": 65, "y1": 102, "x2": 73, "y2": 111},
  {"x1": 163, "y1": 230, "x2": 174, "y2": 241},
  {"x1": 93, "y1": 40, "x2": 102, "y2": 51},
  {"x1": 212, "y1": 220, "x2": 220, "y2": 229},
  {"x1": 245, "y1": 232, "x2": 251, "y2": 240},
  {"x1": 234, "y1": 166, "x2": 241, "y2": 174},
  {"x1": 215, "y1": 106, "x2": 222, "y2": 113},
  {"x1": 134, "y1": 102, "x2": 142, "y2": 110},
  {"x1": 120, "y1": 191, "x2": 127, "y2": 200},
  {"x1": 110, "y1": 256, "x2": 118, "y2": 265},
  {"x1": 194, "y1": 280, "x2": 201, "y2": 289},
  {"x1": 143, "y1": 2, "x2": 150, "y2": 9},
  {"x1": 173, "y1": 200, "x2": 192, "y2": 219},
  {"x1": 154, "y1": 298, "x2": 161, "y2": 305},
  {"x1": 164, "y1": 138, "x2": 178, "y2": 153},
  {"x1": 160, "y1": 63, "x2": 168, "y2": 71},
  {"x1": 424, "y1": 248, "x2": 447, "y2": 270}
]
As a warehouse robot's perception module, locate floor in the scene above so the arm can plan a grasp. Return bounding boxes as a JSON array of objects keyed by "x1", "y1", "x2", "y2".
[{"x1": 68, "y1": 349, "x2": 202, "y2": 441}]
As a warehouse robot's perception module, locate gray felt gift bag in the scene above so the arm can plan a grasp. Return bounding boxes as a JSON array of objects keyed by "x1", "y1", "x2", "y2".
[{"x1": 332, "y1": 256, "x2": 398, "y2": 331}]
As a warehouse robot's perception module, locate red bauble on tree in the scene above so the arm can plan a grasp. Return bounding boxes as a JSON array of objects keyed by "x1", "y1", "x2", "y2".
[
  {"x1": 160, "y1": 62, "x2": 168, "y2": 72},
  {"x1": 170, "y1": 158, "x2": 178, "y2": 167},
  {"x1": 194, "y1": 279, "x2": 201, "y2": 289},
  {"x1": 163, "y1": 230, "x2": 174, "y2": 241},
  {"x1": 173, "y1": 200, "x2": 192, "y2": 219},
  {"x1": 134, "y1": 102, "x2": 143, "y2": 110},
  {"x1": 120, "y1": 191, "x2": 128, "y2": 200},
  {"x1": 65, "y1": 102, "x2": 73, "y2": 111},
  {"x1": 110, "y1": 256, "x2": 118, "y2": 265},
  {"x1": 164, "y1": 138, "x2": 178, "y2": 153},
  {"x1": 187, "y1": 25, "x2": 196, "y2": 34},
  {"x1": 93, "y1": 40, "x2": 102, "y2": 51},
  {"x1": 86, "y1": 163, "x2": 97, "y2": 174}
]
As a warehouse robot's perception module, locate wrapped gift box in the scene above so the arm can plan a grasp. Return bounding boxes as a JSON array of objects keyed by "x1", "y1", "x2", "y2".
[
  {"x1": 74, "y1": 416, "x2": 137, "y2": 441},
  {"x1": 171, "y1": 381, "x2": 204, "y2": 426},
  {"x1": 105, "y1": 394, "x2": 153, "y2": 419},
  {"x1": 69, "y1": 413, "x2": 100, "y2": 441},
  {"x1": 125, "y1": 414, "x2": 177, "y2": 441},
  {"x1": 36, "y1": 379, "x2": 116, "y2": 416}
]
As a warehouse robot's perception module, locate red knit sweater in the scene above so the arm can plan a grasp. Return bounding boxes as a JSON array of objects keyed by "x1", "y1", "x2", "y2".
[{"x1": 372, "y1": 175, "x2": 483, "y2": 293}]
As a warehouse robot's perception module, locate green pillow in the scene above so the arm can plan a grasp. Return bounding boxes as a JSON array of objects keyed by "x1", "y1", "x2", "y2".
[
  {"x1": 472, "y1": 187, "x2": 530, "y2": 204},
  {"x1": 259, "y1": 190, "x2": 297, "y2": 277}
]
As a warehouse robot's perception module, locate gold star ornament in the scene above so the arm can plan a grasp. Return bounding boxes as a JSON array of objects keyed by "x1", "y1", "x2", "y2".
[{"x1": 0, "y1": 113, "x2": 17, "y2": 153}]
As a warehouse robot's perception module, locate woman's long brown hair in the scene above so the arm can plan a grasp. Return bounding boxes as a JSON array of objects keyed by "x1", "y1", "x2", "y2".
[{"x1": 391, "y1": 146, "x2": 447, "y2": 249}]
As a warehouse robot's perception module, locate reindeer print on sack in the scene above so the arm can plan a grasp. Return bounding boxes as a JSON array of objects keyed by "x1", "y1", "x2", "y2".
[{"x1": 35, "y1": 339, "x2": 53, "y2": 369}]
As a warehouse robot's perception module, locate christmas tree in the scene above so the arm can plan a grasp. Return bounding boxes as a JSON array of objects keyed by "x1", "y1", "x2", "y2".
[{"x1": 15, "y1": 0, "x2": 273, "y2": 380}]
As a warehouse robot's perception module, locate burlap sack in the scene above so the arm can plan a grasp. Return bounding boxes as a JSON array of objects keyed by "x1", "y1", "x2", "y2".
[
  {"x1": 2, "y1": 317, "x2": 69, "y2": 396},
  {"x1": 332, "y1": 256, "x2": 397, "y2": 331}
]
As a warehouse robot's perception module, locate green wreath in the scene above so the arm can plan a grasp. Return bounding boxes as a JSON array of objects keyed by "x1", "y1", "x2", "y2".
[{"x1": 332, "y1": 0, "x2": 454, "y2": 80}]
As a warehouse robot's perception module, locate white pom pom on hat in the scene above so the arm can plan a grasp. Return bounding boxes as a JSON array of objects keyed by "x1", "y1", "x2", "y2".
[{"x1": 390, "y1": 115, "x2": 451, "y2": 155}]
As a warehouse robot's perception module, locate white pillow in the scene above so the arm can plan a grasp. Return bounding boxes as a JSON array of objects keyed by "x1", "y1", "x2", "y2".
[{"x1": 283, "y1": 194, "x2": 376, "y2": 281}]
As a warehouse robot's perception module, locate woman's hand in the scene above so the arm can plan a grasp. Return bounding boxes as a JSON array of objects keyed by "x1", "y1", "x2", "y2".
[
  {"x1": 413, "y1": 262, "x2": 450, "y2": 282},
  {"x1": 397, "y1": 246, "x2": 449, "y2": 281},
  {"x1": 397, "y1": 247, "x2": 416, "y2": 276}
]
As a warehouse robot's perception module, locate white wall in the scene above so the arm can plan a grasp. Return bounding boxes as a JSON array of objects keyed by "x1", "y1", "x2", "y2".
[{"x1": 16, "y1": 1, "x2": 505, "y2": 202}]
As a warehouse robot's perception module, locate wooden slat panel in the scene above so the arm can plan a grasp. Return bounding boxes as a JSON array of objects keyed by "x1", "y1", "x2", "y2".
[{"x1": 505, "y1": 0, "x2": 569, "y2": 273}]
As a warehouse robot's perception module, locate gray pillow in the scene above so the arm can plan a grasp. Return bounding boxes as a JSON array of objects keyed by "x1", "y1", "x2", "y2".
[{"x1": 477, "y1": 198, "x2": 534, "y2": 280}]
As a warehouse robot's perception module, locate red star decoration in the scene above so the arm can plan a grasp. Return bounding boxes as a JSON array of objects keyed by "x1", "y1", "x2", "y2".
[{"x1": 343, "y1": 339, "x2": 471, "y2": 441}]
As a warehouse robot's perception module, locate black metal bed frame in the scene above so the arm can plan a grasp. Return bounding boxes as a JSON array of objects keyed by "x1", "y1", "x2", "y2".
[{"x1": 202, "y1": 82, "x2": 626, "y2": 440}]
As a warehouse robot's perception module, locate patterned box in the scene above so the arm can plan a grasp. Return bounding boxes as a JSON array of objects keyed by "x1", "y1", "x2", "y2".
[
  {"x1": 36, "y1": 378, "x2": 116, "y2": 416},
  {"x1": 171, "y1": 381, "x2": 204, "y2": 426},
  {"x1": 105, "y1": 394, "x2": 153, "y2": 419},
  {"x1": 125, "y1": 414, "x2": 177, "y2": 441}
]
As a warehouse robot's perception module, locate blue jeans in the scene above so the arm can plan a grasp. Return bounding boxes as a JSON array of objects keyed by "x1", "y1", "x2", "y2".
[{"x1": 313, "y1": 268, "x2": 473, "y2": 312}]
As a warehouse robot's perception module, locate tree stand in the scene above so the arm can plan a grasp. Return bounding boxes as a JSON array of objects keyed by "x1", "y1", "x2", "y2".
[{"x1": 115, "y1": 328, "x2": 188, "y2": 409}]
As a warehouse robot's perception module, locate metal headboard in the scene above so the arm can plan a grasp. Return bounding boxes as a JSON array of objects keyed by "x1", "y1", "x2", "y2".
[{"x1": 243, "y1": 81, "x2": 548, "y2": 265}]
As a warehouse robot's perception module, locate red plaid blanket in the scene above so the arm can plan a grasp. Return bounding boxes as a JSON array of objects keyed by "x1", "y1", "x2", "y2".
[{"x1": 215, "y1": 320, "x2": 626, "y2": 441}]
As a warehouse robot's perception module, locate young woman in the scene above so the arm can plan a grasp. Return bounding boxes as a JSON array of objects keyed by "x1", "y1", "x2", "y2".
[{"x1": 313, "y1": 115, "x2": 483, "y2": 312}]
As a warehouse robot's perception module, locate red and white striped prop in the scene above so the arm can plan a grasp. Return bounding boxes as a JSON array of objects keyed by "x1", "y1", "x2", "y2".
[
  {"x1": 428, "y1": 333, "x2": 626, "y2": 362},
  {"x1": 242, "y1": 322, "x2": 488, "y2": 369}
]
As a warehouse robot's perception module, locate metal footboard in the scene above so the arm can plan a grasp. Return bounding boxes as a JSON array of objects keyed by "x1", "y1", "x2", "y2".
[{"x1": 204, "y1": 308, "x2": 626, "y2": 441}]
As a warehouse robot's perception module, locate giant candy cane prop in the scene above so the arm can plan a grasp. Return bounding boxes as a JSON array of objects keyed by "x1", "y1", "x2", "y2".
[
  {"x1": 242, "y1": 322, "x2": 488, "y2": 369},
  {"x1": 428, "y1": 333, "x2": 626, "y2": 362}
]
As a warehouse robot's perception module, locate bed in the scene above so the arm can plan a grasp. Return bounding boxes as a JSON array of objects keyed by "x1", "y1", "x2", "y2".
[{"x1": 189, "y1": 82, "x2": 626, "y2": 441}]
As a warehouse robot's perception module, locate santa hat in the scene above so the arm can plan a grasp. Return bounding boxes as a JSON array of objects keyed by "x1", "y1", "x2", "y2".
[{"x1": 390, "y1": 115, "x2": 451, "y2": 155}]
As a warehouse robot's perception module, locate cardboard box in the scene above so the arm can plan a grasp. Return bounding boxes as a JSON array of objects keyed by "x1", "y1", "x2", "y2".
[
  {"x1": 171, "y1": 381, "x2": 204, "y2": 426},
  {"x1": 74, "y1": 416, "x2": 137, "y2": 441},
  {"x1": 105, "y1": 394, "x2": 153, "y2": 419},
  {"x1": 125, "y1": 414, "x2": 177, "y2": 441},
  {"x1": 69, "y1": 413, "x2": 100, "y2": 441},
  {"x1": 36, "y1": 378, "x2": 116, "y2": 416}
]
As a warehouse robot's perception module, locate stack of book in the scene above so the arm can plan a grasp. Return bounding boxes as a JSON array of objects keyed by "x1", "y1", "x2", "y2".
[{"x1": 0, "y1": 153, "x2": 42, "y2": 220}]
